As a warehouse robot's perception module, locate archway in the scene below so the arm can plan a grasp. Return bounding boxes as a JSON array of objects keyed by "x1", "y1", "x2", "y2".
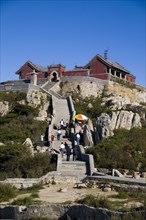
[{"x1": 51, "y1": 71, "x2": 58, "y2": 82}]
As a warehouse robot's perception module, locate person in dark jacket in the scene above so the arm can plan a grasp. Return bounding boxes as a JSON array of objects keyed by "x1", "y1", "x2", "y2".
[
  {"x1": 72, "y1": 145, "x2": 78, "y2": 161},
  {"x1": 65, "y1": 142, "x2": 71, "y2": 161}
]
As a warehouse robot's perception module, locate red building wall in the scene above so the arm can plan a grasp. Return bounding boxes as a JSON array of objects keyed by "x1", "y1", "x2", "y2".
[
  {"x1": 62, "y1": 71, "x2": 87, "y2": 77},
  {"x1": 16, "y1": 63, "x2": 47, "y2": 79},
  {"x1": 85, "y1": 58, "x2": 108, "y2": 80},
  {"x1": 48, "y1": 66, "x2": 65, "y2": 78},
  {"x1": 18, "y1": 63, "x2": 32, "y2": 79},
  {"x1": 126, "y1": 75, "x2": 135, "y2": 83}
]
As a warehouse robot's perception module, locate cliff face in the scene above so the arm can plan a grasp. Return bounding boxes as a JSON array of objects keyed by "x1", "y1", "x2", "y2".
[{"x1": 105, "y1": 81, "x2": 146, "y2": 105}]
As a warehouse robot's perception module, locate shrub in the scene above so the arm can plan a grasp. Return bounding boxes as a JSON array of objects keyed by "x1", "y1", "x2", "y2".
[
  {"x1": 13, "y1": 103, "x2": 39, "y2": 117},
  {"x1": 0, "y1": 143, "x2": 57, "y2": 180},
  {"x1": 0, "y1": 116, "x2": 48, "y2": 143},
  {"x1": 31, "y1": 193, "x2": 39, "y2": 198},
  {"x1": 86, "y1": 127, "x2": 146, "y2": 171},
  {"x1": 20, "y1": 184, "x2": 44, "y2": 194},
  {"x1": 76, "y1": 194, "x2": 111, "y2": 209},
  {"x1": 12, "y1": 196, "x2": 34, "y2": 205},
  {"x1": 0, "y1": 92, "x2": 26, "y2": 103},
  {"x1": 73, "y1": 95, "x2": 110, "y2": 120},
  {"x1": 0, "y1": 183, "x2": 17, "y2": 202}
]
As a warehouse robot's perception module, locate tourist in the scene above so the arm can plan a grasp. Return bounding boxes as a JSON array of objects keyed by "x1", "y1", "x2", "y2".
[
  {"x1": 57, "y1": 128, "x2": 61, "y2": 140},
  {"x1": 51, "y1": 134, "x2": 54, "y2": 142},
  {"x1": 59, "y1": 142, "x2": 65, "y2": 158},
  {"x1": 65, "y1": 142, "x2": 71, "y2": 161},
  {"x1": 66, "y1": 119, "x2": 69, "y2": 128},
  {"x1": 60, "y1": 119, "x2": 65, "y2": 130},
  {"x1": 76, "y1": 133, "x2": 80, "y2": 146},
  {"x1": 72, "y1": 145, "x2": 78, "y2": 161}
]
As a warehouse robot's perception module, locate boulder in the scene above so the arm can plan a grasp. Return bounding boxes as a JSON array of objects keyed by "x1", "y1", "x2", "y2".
[
  {"x1": 23, "y1": 138, "x2": 34, "y2": 156},
  {"x1": 0, "y1": 101, "x2": 9, "y2": 116},
  {"x1": 27, "y1": 91, "x2": 49, "y2": 121},
  {"x1": 35, "y1": 110, "x2": 48, "y2": 121},
  {"x1": 83, "y1": 125, "x2": 94, "y2": 146}
]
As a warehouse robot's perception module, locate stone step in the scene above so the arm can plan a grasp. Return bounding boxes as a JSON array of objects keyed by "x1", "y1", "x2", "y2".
[{"x1": 57, "y1": 161, "x2": 87, "y2": 176}]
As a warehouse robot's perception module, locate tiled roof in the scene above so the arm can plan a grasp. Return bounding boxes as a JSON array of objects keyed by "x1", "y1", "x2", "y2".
[
  {"x1": 48, "y1": 64, "x2": 66, "y2": 68},
  {"x1": 28, "y1": 61, "x2": 48, "y2": 72},
  {"x1": 71, "y1": 67, "x2": 88, "y2": 72},
  {"x1": 85, "y1": 54, "x2": 131, "y2": 74},
  {"x1": 96, "y1": 55, "x2": 131, "y2": 73}
]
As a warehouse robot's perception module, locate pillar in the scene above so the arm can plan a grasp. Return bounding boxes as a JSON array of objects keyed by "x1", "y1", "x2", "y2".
[{"x1": 30, "y1": 70, "x2": 37, "y2": 85}]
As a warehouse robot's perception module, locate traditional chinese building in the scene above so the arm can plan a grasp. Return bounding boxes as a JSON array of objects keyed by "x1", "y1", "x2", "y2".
[{"x1": 15, "y1": 54, "x2": 135, "y2": 83}]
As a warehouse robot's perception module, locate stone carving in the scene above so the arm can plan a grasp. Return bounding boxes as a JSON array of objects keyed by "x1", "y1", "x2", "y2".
[{"x1": 96, "y1": 111, "x2": 142, "y2": 141}]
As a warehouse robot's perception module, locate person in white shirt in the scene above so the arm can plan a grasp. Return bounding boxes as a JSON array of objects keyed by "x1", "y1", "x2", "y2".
[
  {"x1": 60, "y1": 142, "x2": 65, "y2": 157},
  {"x1": 76, "y1": 133, "x2": 80, "y2": 146},
  {"x1": 57, "y1": 128, "x2": 61, "y2": 140},
  {"x1": 60, "y1": 119, "x2": 64, "y2": 129}
]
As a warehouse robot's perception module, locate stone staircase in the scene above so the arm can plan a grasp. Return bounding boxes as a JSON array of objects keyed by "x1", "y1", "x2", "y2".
[
  {"x1": 39, "y1": 82, "x2": 88, "y2": 177},
  {"x1": 41, "y1": 81, "x2": 56, "y2": 91},
  {"x1": 51, "y1": 95, "x2": 71, "y2": 151}
]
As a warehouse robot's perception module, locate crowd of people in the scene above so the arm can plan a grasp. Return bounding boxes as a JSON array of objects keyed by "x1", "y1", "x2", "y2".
[
  {"x1": 50, "y1": 118, "x2": 85, "y2": 161},
  {"x1": 59, "y1": 137, "x2": 79, "y2": 161}
]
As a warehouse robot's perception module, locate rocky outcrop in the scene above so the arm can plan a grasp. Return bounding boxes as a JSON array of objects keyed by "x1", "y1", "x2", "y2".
[
  {"x1": 96, "y1": 111, "x2": 141, "y2": 140},
  {"x1": 102, "y1": 95, "x2": 132, "y2": 110},
  {"x1": 106, "y1": 81, "x2": 146, "y2": 104},
  {"x1": 27, "y1": 91, "x2": 49, "y2": 121},
  {"x1": 0, "y1": 204, "x2": 145, "y2": 220},
  {"x1": 0, "y1": 101, "x2": 9, "y2": 116}
]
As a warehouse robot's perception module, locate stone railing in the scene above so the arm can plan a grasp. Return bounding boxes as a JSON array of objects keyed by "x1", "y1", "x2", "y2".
[
  {"x1": 78, "y1": 146, "x2": 95, "y2": 176},
  {"x1": 48, "y1": 95, "x2": 57, "y2": 142},
  {"x1": 0, "y1": 171, "x2": 55, "y2": 189},
  {"x1": 67, "y1": 95, "x2": 76, "y2": 119},
  {"x1": 87, "y1": 175, "x2": 146, "y2": 188}
]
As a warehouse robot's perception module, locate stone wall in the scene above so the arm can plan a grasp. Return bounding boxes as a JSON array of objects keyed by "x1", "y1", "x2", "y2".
[
  {"x1": 0, "y1": 204, "x2": 145, "y2": 220},
  {"x1": 0, "y1": 170, "x2": 84, "y2": 189},
  {"x1": 60, "y1": 76, "x2": 106, "y2": 98},
  {"x1": 0, "y1": 84, "x2": 29, "y2": 92}
]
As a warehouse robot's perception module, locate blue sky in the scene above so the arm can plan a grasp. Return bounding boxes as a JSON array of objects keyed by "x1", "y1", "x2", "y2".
[{"x1": 0, "y1": 0, "x2": 146, "y2": 86}]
